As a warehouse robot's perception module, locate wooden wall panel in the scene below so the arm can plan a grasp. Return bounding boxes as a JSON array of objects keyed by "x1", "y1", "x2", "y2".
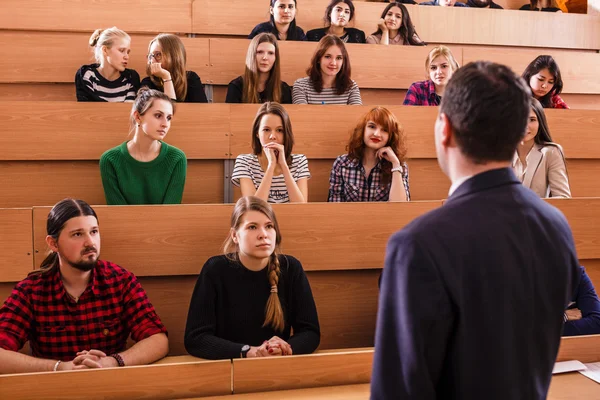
[{"x1": 0, "y1": 209, "x2": 34, "y2": 282}]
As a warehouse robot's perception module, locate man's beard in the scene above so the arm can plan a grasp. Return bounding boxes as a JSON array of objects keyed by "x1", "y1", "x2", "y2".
[{"x1": 65, "y1": 249, "x2": 99, "y2": 272}]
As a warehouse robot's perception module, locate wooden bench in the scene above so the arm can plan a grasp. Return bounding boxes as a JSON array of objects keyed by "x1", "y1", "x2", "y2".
[{"x1": 3, "y1": 103, "x2": 600, "y2": 207}]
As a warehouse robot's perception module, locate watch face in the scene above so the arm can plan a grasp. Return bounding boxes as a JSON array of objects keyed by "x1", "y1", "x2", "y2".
[{"x1": 242, "y1": 345, "x2": 250, "y2": 352}]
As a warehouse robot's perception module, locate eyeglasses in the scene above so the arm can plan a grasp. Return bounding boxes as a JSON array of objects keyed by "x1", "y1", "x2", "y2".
[{"x1": 147, "y1": 52, "x2": 163, "y2": 62}]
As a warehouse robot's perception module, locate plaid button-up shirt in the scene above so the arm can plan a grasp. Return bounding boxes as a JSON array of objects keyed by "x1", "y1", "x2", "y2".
[
  {"x1": 0, "y1": 260, "x2": 167, "y2": 361},
  {"x1": 328, "y1": 155, "x2": 410, "y2": 202},
  {"x1": 403, "y1": 80, "x2": 441, "y2": 106}
]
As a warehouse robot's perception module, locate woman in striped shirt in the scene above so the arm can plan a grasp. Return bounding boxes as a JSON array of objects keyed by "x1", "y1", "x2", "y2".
[
  {"x1": 231, "y1": 102, "x2": 310, "y2": 203},
  {"x1": 75, "y1": 27, "x2": 140, "y2": 102},
  {"x1": 292, "y1": 35, "x2": 362, "y2": 105}
]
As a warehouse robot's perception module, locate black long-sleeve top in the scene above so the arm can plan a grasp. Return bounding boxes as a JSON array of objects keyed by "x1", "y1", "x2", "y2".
[
  {"x1": 184, "y1": 254, "x2": 320, "y2": 360},
  {"x1": 140, "y1": 71, "x2": 208, "y2": 103}
]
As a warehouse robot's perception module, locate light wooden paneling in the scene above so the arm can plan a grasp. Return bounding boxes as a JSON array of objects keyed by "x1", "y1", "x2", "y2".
[
  {"x1": 0, "y1": 209, "x2": 34, "y2": 282},
  {"x1": 187, "y1": 383, "x2": 371, "y2": 400},
  {"x1": 547, "y1": 199, "x2": 600, "y2": 260},
  {"x1": 0, "y1": 0, "x2": 192, "y2": 34},
  {"x1": 0, "y1": 32, "x2": 209, "y2": 84},
  {"x1": 556, "y1": 335, "x2": 600, "y2": 363},
  {"x1": 232, "y1": 350, "x2": 372, "y2": 394},
  {"x1": 2, "y1": 102, "x2": 229, "y2": 160},
  {"x1": 548, "y1": 372, "x2": 600, "y2": 400},
  {"x1": 0, "y1": 84, "x2": 76, "y2": 101},
  {"x1": 0, "y1": 360, "x2": 232, "y2": 400}
]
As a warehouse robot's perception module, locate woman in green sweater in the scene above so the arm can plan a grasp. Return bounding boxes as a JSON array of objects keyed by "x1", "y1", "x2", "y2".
[{"x1": 99, "y1": 88, "x2": 187, "y2": 204}]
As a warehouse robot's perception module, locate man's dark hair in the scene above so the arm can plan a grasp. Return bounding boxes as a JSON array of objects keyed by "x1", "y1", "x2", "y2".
[{"x1": 440, "y1": 61, "x2": 531, "y2": 164}]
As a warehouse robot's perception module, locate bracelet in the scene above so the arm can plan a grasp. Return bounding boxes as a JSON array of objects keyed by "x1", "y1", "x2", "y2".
[
  {"x1": 163, "y1": 78, "x2": 172, "y2": 83},
  {"x1": 53, "y1": 360, "x2": 62, "y2": 372},
  {"x1": 110, "y1": 353, "x2": 125, "y2": 367},
  {"x1": 391, "y1": 166, "x2": 403, "y2": 174}
]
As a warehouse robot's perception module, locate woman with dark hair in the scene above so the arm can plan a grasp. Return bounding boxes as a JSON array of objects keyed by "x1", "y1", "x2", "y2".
[
  {"x1": 367, "y1": 2, "x2": 425, "y2": 45},
  {"x1": 292, "y1": 35, "x2": 362, "y2": 104},
  {"x1": 248, "y1": 0, "x2": 307, "y2": 41},
  {"x1": 231, "y1": 102, "x2": 309, "y2": 203},
  {"x1": 329, "y1": 107, "x2": 410, "y2": 202},
  {"x1": 519, "y1": 0, "x2": 562, "y2": 11},
  {"x1": 226, "y1": 33, "x2": 292, "y2": 104},
  {"x1": 512, "y1": 98, "x2": 570, "y2": 198},
  {"x1": 307, "y1": 0, "x2": 366, "y2": 44},
  {"x1": 140, "y1": 33, "x2": 208, "y2": 103},
  {"x1": 184, "y1": 196, "x2": 320, "y2": 360},
  {"x1": 522, "y1": 55, "x2": 568, "y2": 109},
  {"x1": 100, "y1": 88, "x2": 187, "y2": 205}
]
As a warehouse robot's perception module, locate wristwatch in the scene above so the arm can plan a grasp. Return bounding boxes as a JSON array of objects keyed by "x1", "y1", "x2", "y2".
[{"x1": 240, "y1": 344, "x2": 250, "y2": 358}]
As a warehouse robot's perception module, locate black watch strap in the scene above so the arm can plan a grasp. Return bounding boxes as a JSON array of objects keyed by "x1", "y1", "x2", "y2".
[{"x1": 240, "y1": 344, "x2": 250, "y2": 358}]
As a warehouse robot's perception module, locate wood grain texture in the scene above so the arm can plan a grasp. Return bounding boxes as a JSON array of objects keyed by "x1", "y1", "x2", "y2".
[
  {"x1": 0, "y1": 209, "x2": 34, "y2": 282},
  {"x1": 462, "y1": 47, "x2": 600, "y2": 94},
  {"x1": 0, "y1": 0, "x2": 192, "y2": 33},
  {"x1": 232, "y1": 350, "x2": 373, "y2": 394},
  {"x1": 0, "y1": 83, "x2": 75, "y2": 101},
  {"x1": 556, "y1": 335, "x2": 600, "y2": 363},
  {"x1": 30, "y1": 202, "x2": 439, "y2": 275},
  {"x1": 546, "y1": 199, "x2": 600, "y2": 259},
  {"x1": 0, "y1": 160, "x2": 223, "y2": 208},
  {"x1": 0, "y1": 359, "x2": 232, "y2": 400},
  {"x1": 548, "y1": 372, "x2": 600, "y2": 400},
  {"x1": 191, "y1": 384, "x2": 370, "y2": 400},
  {"x1": 193, "y1": 1, "x2": 600, "y2": 49},
  {"x1": 2, "y1": 102, "x2": 228, "y2": 160}
]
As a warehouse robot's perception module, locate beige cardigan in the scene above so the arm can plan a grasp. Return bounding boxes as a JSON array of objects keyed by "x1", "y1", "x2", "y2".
[{"x1": 512, "y1": 143, "x2": 571, "y2": 198}]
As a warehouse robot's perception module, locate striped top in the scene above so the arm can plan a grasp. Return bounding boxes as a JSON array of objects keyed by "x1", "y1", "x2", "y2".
[
  {"x1": 75, "y1": 63, "x2": 140, "y2": 102},
  {"x1": 292, "y1": 77, "x2": 362, "y2": 105},
  {"x1": 231, "y1": 154, "x2": 311, "y2": 203}
]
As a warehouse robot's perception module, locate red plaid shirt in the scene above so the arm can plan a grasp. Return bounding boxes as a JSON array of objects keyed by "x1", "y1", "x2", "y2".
[
  {"x1": 403, "y1": 80, "x2": 441, "y2": 106},
  {"x1": 0, "y1": 260, "x2": 166, "y2": 361}
]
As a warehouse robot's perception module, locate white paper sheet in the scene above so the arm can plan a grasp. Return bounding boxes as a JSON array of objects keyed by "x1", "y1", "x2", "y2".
[
  {"x1": 553, "y1": 360, "x2": 587, "y2": 374},
  {"x1": 579, "y1": 361, "x2": 600, "y2": 384}
]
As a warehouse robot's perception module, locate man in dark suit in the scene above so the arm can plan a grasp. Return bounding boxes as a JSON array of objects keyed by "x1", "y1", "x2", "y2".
[{"x1": 371, "y1": 62, "x2": 579, "y2": 399}]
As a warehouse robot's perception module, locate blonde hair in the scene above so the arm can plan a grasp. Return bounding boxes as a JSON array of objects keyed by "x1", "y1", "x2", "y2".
[
  {"x1": 146, "y1": 34, "x2": 189, "y2": 101},
  {"x1": 223, "y1": 196, "x2": 285, "y2": 332},
  {"x1": 425, "y1": 45, "x2": 460, "y2": 78},
  {"x1": 243, "y1": 33, "x2": 282, "y2": 103},
  {"x1": 89, "y1": 27, "x2": 130, "y2": 65}
]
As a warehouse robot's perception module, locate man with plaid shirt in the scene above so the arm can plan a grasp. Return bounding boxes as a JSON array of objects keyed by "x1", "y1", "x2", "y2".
[{"x1": 0, "y1": 199, "x2": 168, "y2": 373}]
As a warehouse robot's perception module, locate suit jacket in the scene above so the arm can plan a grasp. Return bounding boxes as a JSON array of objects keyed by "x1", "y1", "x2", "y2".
[
  {"x1": 371, "y1": 168, "x2": 579, "y2": 400},
  {"x1": 513, "y1": 143, "x2": 571, "y2": 198}
]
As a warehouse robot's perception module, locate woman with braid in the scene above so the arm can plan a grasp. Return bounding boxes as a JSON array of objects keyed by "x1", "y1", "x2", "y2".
[{"x1": 184, "y1": 196, "x2": 320, "y2": 360}]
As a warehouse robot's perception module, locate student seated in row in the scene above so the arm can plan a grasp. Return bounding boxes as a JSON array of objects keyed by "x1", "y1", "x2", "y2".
[
  {"x1": 307, "y1": 0, "x2": 366, "y2": 44},
  {"x1": 0, "y1": 199, "x2": 168, "y2": 374},
  {"x1": 140, "y1": 34, "x2": 208, "y2": 103},
  {"x1": 249, "y1": 0, "x2": 307, "y2": 41},
  {"x1": 329, "y1": 107, "x2": 410, "y2": 202},
  {"x1": 520, "y1": 0, "x2": 562, "y2": 11},
  {"x1": 75, "y1": 27, "x2": 140, "y2": 102},
  {"x1": 466, "y1": 0, "x2": 503, "y2": 8},
  {"x1": 100, "y1": 88, "x2": 187, "y2": 205},
  {"x1": 232, "y1": 102, "x2": 309, "y2": 203},
  {"x1": 226, "y1": 33, "x2": 292, "y2": 104},
  {"x1": 420, "y1": 0, "x2": 469, "y2": 7},
  {"x1": 522, "y1": 55, "x2": 568, "y2": 109},
  {"x1": 184, "y1": 196, "x2": 320, "y2": 360},
  {"x1": 293, "y1": 35, "x2": 362, "y2": 105},
  {"x1": 403, "y1": 45, "x2": 459, "y2": 106},
  {"x1": 564, "y1": 266, "x2": 600, "y2": 336},
  {"x1": 512, "y1": 98, "x2": 570, "y2": 198},
  {"x1": 366, "y1": 2, "x2": 425, "y2": 46}
]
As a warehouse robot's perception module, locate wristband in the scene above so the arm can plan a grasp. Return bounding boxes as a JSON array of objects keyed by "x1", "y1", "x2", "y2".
[
  {"x1": 163, "y1": 78, "x2": 172, "y2": 83},
  {"x1": 53, "y1": 360, "x2": 62, "y2": 372},
  {"x1": 110, "y1": 353, "x2": 125, "y2": 367},
  {"x1": 391, "y1": 166, "x2": 403, "y2": 174}
]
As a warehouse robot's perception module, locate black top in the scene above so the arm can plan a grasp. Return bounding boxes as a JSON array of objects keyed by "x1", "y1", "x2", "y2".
[
  {"x1": 225, "y1": 76, "x2": 292, "y2": 104},
  {"x1": 519, "y1": 4, "x2": 561, "y2": 10},
  {"x1": 184, "y1": 254, "x2": 321, "y2": 360},
  {"x1": 248, "y1": 21, "x2": 307, "y2": 41},
  {"x1": 75, "y1": 64, "x2": 140, "y2": 102},
  {"x1": 467, "y1": 0, "x2": 504, "y2": 7},
  {"x1": 306, "y1": 27, "x2": 366, "y2": 44},
  {"x1": 140, "y1": 71, "x2": 208, "y2": 103}
]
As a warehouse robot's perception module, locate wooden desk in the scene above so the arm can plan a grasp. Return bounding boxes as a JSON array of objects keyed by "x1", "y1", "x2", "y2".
[
  {"x1": 196, "y1": 383, "x2": 370, "y2": 400},
  {"x1": 548, "y1": 372, "x2": 600, "y2": 399}
]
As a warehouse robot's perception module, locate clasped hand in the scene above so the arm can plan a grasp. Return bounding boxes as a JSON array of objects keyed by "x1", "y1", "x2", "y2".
[
  {"x1": 58, "y1": 349, "x2": 118, "y2": 370},
  {"x1": 248, "y1": 336, "x2": 293, "y2": 358}
]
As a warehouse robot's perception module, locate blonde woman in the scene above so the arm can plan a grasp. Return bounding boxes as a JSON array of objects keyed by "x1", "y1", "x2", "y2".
[
  {"x1": 140, "y1": 34, "x2": 207, "y2": 103},
  {"x1": 75, "y1": 27, "x2": 140, "y2": 102},
  {"x1": 226, "y1": 33, "x2": 292, "y2": 104},
  {"x1": 403, "y1": 45, "x2": 459, "y2": 106},
  {"x1": 184, "y1": 196, "x2": 320, "y2": 360}
]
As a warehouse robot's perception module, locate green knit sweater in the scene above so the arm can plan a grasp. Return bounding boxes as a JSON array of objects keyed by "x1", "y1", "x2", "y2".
[{"x1": 99, "y1": 141, "x2": 187, "y2": 205}]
